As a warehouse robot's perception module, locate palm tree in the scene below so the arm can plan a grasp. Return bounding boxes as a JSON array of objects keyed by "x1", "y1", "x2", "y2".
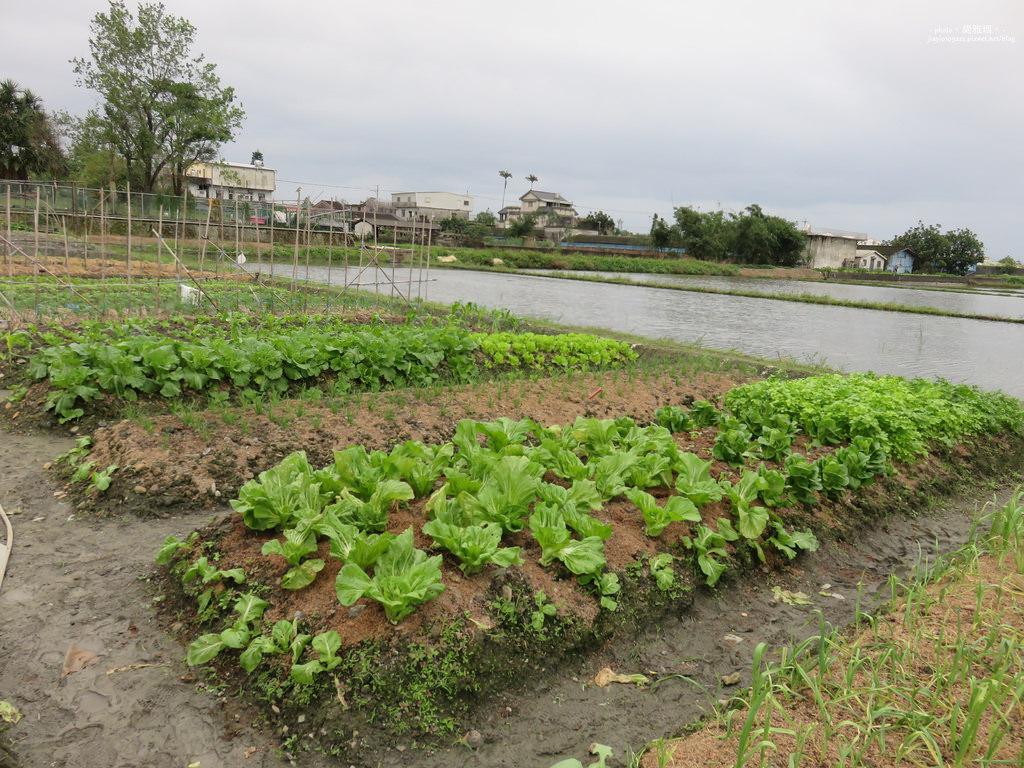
[
  {"x1": 498, "y1": 169, "x2": 512, "y2": 210},
  {"x1": 526, "y1": 173, "x2": 538, "y2": 189},
  {"x1": 0, "y1": 79, "x2": 64, "y2": 180}
]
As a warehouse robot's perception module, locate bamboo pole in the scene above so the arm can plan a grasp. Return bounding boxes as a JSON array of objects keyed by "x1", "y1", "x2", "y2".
[
  {"x1": 327, "y1": 199, "x2": 334, "y2": 312},
  {"x1": 344, "y1": 204, "x2": 350, "y2": 290},
  {"x1": 424, "y1": 216, "x2": 433, "y2": 303},
  {"x1": 177, "y1": 189, "x2": 188, "y2": 285},
  {"x1": 269, "y1": 200, "x2": 276, "y2": 314},
  {"x1": 255, "y1": 213, "x2": 263, "y2": 313},
  {"x1": 234, "y1": 202, "x2": 241, "y2": 310},
  {"x1": 156, "y1": 205, "x2": 164, "y2": 312},
  {"x1": 62, "y1": 214, "x2": 70, "y2": 269},
  {"x1": 292, "y1": 189, "x2": 301, "y2": 302},
  {"x1": 303, "y1": 203, "x2": 311, "y2": 314},
  {"x1": 199, "y1": 199, "x2": 213, "y2": 272},
  {"x1": 403, "y1": 218, "x2": 411, "y2": 303},
  {"x1": 5, "y1": 185, "x2": 13, "y2": 317},
  {"x1": 33, "y1": 188, "x2": 40, "y2": 317},
  {"x1": 100, "y1": 190, "x2": 108, "y2": 312},
  {"x1": 126, "y1": 182, "x2": 132, "y2": 294}
]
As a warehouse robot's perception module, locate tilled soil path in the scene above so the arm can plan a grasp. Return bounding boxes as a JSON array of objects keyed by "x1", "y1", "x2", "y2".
[{"x1": 0, "y1": 429, "x2": 305, "y2": 768}]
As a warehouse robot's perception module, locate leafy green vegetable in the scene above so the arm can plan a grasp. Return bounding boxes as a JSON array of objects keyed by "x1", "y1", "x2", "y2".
[
  {"x1": 755, "y1": 426, "x2": 793, "y2": 463},
  {"x1": 422, "y1": 519, "x2": 522, "y2": 574},
  {"x1": 334, "y1": 528, "x2": 445, "y2": 624},
  {"x1": 712, "y1": 425, "x2": 753, "y2": 468},
  {"x1": 725, "y1": 373, "x2": 1024, "y2": 463},
  {"x1": 529, "y1": 505, "x2": 608, "y2": 577},
  {"x1": 769, "y1": 522, "x2": 819, "y2": 559},
  {"x1": 688, "y1": 400, "x2": 720, "y2": 429},
  {"x1": 290, "y1": 630, "x2": 343, "y2": 684},
  {"x1": 531, "y1": 590, "x2": 559, "y2": 632},
  {"x1": 648, "y1": 553, "x2": 678, "y2": 593},
  {"x1": 186, "y1": 593, "x2": 270, "y2": 666},
  {"x1": 815, "y1": 455, "x2": 851, "y2": 499},
  {"x1": 457, "y1": 455, "x2": 542, "y2": 533},
  {"x1": 231, "y1": 452, "x2": 321, "y2": 531},
  {"x1": 654, "y1": 405, "x2": 694, "y2": 433},
  {"x1": 261, "y1": 523, "x2": 325, "y2": 590},
  {"x1": 625, "y1": 488, "x2": 701, "y2": 537},
  {"x1": 674, "y1": 453, "x2": 724, "y2": 506},
  {"x1": 238, "y1": 619, "x2": 307, "y2": 674},
  {"x1": 154, "y1": 533, "x2": 194, "y2": 565},
  {"x1": 323, "y1": 480, "x2": 414, "y2": 533},
  {"x1": 783, "y1": 453, "x2": 823, "y2": 506},
  {"x1": 319, "y1": 520, "x2": 394, "y2": 569},
  {"x1": 684, "y1": 525, "x2": 730, "y2": 587}
]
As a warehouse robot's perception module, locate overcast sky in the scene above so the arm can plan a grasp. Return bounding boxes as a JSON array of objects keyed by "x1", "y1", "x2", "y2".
[{"x1": 5, "y1": 0, "x2": 1022, "y2": 258}]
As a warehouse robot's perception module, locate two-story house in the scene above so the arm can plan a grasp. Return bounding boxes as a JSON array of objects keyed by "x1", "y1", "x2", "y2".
[
  {"x1": 185, "y1": 160, "x2": 276, "y2": 203},
  {"x1": 517, "y1": 190, "x2": 577, "y2": 227},
  {"x1": 391, "y1": 191, "x2": 473, "y2": 222}
]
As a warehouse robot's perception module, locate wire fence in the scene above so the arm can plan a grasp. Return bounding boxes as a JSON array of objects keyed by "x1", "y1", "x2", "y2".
[{"x1": 0, "y1": 181, "x2": 437, "y2": 325}]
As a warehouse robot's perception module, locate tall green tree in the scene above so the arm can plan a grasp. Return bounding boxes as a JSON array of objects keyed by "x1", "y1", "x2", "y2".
[
  {"x1": 579, "y1": 210, "x2": 616, "y2": 235},
  {"x1": 673, "y1": 206, "x2": 731, "y2": 261},
  {"x1": 887, "y1": 221, "x2": 985, "y2": 275},
  {"x1": 507, "y1": 212, "x2": 539, "y2": 239},
  {"x1": 70, "y1": 1, "x2": 245, "y2": 194},
  {"x1": 0, "y1": 80, "x2": 66, "y2": 180},
  {"x1": 650, "y1": 213, "x2": 674, "y2": 250},
  {"x1": 671, "y1": 204, "x2": 806, "y2": 265},
  {"x1": 730, "y1": 204, "x2": 807, "y2": 266}
]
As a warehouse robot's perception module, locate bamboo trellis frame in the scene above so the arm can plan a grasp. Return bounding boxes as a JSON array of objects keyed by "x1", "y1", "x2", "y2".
[{"x1": 0, "y1": 182, "x2": 436, "y2": 324}]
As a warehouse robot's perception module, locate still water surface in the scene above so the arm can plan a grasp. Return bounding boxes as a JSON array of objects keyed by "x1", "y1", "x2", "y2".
[
  {"x1": 528, "y1": 271, "x2": 1024, "y2": 319},
  {"x1": 264, "y1": 264, "x2": 1024, "y2": 399}
]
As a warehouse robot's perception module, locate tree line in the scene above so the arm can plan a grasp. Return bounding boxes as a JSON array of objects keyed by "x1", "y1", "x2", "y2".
[{"x1": 649, "y1": 204, "x2": 808, "y2": 267}]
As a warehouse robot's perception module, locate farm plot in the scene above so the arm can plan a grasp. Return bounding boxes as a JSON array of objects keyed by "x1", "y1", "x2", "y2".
[
  {"x1": 4, "y1": 308, "x2": 1024, "y2": 768},
  {"x1": 149, "y1": 372, "x2": 1024, "y2": 764}
]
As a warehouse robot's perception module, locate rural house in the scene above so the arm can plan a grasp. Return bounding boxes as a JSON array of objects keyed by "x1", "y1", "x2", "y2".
[
  {"x1": 803, "y1": 228, "x2": 864, "y2": 269},
  {"x1": 852, "y1": 245, "x2": 889, "y2": 271},
  {"x1": 185, "y1": 160, "x2": 276, "y2": 203},
  {"x1": 391, "y1": 191, "x2": 473, "y2": 222},
  {"x1": 349, "y1": 197, "x2": 440, "y2": 240},
  {"x1": 518, "y1": 190, "x2": 577, "y2": 227},
  {"x1": 861, "y1": 245, "x2": 919, "y2": 274}
]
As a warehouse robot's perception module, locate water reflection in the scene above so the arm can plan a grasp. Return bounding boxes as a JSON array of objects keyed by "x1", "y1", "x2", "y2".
[
  {"x1": 253, "y1": 264, "x2": 1024, "y2": 399},
  {"x1": 529, "y1": 271, "x2": 1024, "y2": 319}
]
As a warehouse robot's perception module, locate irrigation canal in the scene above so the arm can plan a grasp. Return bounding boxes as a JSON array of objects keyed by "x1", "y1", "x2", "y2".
[{"x1": 257, "y1": 264, "x2": 1024, "y2": 400}]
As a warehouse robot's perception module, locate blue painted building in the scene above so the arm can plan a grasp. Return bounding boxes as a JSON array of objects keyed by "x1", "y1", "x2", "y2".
[{"x1": 857, "y1": 245, "x2": 919, "y2": 274}]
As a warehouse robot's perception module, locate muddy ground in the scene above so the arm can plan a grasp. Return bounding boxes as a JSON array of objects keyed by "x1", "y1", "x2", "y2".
[{"x1": 1, "y1": 371, "x2": 1022, "y2": 768}]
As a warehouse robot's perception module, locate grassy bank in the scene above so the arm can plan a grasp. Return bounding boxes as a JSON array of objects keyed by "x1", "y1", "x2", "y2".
[{"x1": 636, "y1": 488, "x2": 1024, "y2": 768}]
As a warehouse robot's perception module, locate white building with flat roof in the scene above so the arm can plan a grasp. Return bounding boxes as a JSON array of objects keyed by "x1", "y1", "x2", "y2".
[
  {"x1": 391, "y1": 191, "x2": 473, "y2": 221},
  {"x1": 186, "y1": 161, "x2": 276, "y2": 203}
]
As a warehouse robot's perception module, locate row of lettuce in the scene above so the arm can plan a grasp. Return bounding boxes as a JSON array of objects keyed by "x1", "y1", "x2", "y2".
[
  {"x1": 160, "y1": 372, "x2": 1024, "y2": 687},
  {"x1": 6, "y1": 314, "x2": 636, "y2": 421}
]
